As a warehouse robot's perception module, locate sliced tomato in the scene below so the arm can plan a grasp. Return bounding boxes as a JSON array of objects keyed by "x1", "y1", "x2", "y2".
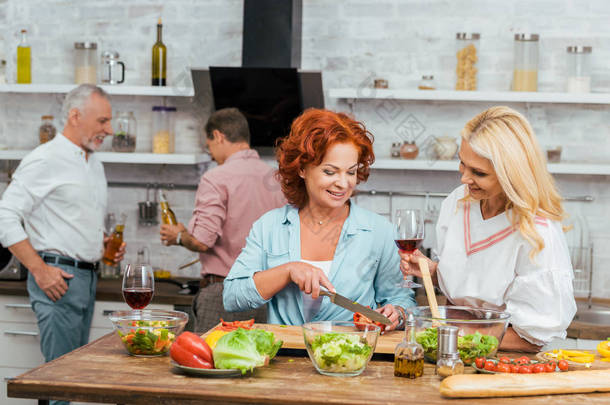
[
  {"x1": 496, "y1": 363, "x2": 511, "y2": 373},
  {"x1": 353, "y1": 308, "x2": 387, "y2": 332},
  {"x1": 474, "y1": 357, "x2": 485, "y2": 369}
]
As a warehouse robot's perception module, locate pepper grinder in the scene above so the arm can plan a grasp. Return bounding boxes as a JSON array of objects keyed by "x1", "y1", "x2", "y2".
[
  {"x1": 436, "y1": 325, "x2": 464, "y2": 379},
  {"x1": 394, "y1": 308, "x2": 424, "y2": 378}
]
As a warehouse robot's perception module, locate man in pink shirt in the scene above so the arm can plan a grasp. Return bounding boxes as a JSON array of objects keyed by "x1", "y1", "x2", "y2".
[{"x1": 160, "y1": 108, "x2": 286, "y2": 332}]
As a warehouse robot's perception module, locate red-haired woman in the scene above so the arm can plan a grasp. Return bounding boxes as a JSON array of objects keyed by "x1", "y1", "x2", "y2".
[{"x1": 223, "y1": 109, "x2": 415, "y2": 329}]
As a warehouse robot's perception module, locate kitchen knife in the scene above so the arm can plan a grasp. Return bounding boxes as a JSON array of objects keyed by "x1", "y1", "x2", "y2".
[{"x1": 319, "y1": 287, "x2": 392, "y2": 326}]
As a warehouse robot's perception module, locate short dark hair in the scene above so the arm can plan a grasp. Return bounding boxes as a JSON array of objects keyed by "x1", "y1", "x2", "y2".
[{"x1": 205, "y1": 108, "x2": 250, "y2": 144}]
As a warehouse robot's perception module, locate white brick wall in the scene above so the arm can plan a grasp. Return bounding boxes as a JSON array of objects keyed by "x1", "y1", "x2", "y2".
[{"x1": 0, "y1": 0, "x2": 608, "y2": 297}]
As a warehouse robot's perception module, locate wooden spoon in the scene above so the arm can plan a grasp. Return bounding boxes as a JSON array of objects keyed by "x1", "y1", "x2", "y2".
[{"x1": 419, "y1": 258, "x2": 441, "y2": 326}]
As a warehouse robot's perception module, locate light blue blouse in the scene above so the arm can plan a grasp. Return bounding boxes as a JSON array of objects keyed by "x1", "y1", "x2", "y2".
[{"x1": 223, "y1": 203, "x2": 416, "y2": 325}]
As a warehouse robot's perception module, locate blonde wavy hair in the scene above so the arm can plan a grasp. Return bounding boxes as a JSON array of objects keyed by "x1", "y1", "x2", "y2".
[{"x1": 461, "y1": 106, "x2": 565, "y2": 259}]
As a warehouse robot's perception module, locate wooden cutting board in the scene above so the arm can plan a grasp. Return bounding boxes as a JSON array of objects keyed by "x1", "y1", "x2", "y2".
[
  {"x1": 536, "y1": 351, "x2": 610, "y2": 371},
  {"x1": 202, "y1": 323, "x2": 404, "y2": 354}
]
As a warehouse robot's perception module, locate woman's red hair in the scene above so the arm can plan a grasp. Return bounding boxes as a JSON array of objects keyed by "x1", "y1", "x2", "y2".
[{"x1": 276, "y1": 108, "x2": 375, "y2": 209}]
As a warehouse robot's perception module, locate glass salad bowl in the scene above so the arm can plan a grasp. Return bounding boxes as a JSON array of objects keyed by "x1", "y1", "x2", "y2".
[
  {"x1": 302, "y1": 321, "x2": 380, "y2": 377},
  {"x1": 411, "y1": 306, "x2": 510, "y2": 365},
  {"x1": 108, "y1": 309, "x2": 188, "y2": 357}
]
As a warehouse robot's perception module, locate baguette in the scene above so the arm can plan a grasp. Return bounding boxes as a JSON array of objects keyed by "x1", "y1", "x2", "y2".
[{"x1": 440, "y1": 369, "x2": 610, "y2": 398}]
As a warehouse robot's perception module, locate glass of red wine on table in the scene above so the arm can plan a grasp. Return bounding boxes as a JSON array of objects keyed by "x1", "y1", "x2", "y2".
[
  {"x1": 394, "y1": 208, "x2": 424, "y2": 289},
  {"x1": 122, "y1": 263, "x2": 155, "y2": 309}
]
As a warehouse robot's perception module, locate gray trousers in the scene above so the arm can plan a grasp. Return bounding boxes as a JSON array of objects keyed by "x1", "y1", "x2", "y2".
[
  {"x1": 192, "y1": 281, "x2": 267, "y2": 334},
  {"x1": 27, "y1": 264, "x2": 96, "y2": 405}
]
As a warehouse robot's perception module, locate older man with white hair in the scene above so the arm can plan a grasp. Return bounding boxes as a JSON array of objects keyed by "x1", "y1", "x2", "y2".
[{"x1": 0, "y1": 84, "x2": 124, "y2": 403}]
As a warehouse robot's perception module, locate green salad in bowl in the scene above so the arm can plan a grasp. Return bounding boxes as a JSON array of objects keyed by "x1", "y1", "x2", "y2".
[
  {"x1": 302, "y1": 321, "x2": 379, "y2": 377},
  {"x1": 411, "y1": 306, "x2": 509, "y2": 365}
]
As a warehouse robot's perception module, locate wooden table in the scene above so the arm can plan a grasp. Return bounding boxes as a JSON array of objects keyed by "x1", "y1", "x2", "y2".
[{"x1": 7, "y1": 334, "x2": 610, "y2": 404}]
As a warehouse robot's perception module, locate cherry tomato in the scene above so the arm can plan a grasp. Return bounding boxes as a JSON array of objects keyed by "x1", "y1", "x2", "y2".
[
  {"x1": 515, "y1": 356, "x2": 531, "y2": 365},
  {"x1": 498, "y1": 356, "x2": 511, "y2": 364},
  {"x1": 518, "y1": 365, "x2": 532, "y2": 374},
  {"x1": 557, "y1": 360, "x2": 569, "y2": 371},
  {"x1": 510, "y1": 364, "x2": 520, "y2": 373},
  {"x1": 544, "y1": 362, "x2": 556, "y2": 373},
  {"x1": 496, "y1": 363, "x2": 511, "y2": 373},
  {"x1": 475, "y1": 357, "x2": 486, "y2": 369},
  {"x1": 484, "y1": 360, "x2": 497, "y2": 372},
  {"x1": 532, "y1": 363, "x2": 545, "y2": 373}
]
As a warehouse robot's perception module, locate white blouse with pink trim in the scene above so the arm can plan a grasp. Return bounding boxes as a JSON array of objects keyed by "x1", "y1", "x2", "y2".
[{"x1": 435, "y1": 185, "x2": 577, "y2": 346}]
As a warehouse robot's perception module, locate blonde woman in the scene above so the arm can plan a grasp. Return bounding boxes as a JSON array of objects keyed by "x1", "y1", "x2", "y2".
[{"x1": 400, "y1": 106, "x2": 576, "y2": 352}]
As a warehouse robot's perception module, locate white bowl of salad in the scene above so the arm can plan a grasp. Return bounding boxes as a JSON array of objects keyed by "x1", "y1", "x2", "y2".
[
  {"x1": 412, "y1": 305, "x2": 510, "y2": 365},
  {"x1": 302, "y1": 321, "x2": 380, "y2": 377}
]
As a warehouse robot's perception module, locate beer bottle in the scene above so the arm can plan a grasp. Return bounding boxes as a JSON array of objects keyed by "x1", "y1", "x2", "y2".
[
  {"x1": 159, "y1": 190, "x2": 177, "y2": 225},
  {"x1": 102, "y1": 213, "x2": 126, "y2": 265}
]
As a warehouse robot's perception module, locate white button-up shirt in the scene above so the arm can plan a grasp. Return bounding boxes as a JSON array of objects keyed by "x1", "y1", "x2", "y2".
[{"x1": 0, "y1": 133, "x2": 107, "y2": 262}]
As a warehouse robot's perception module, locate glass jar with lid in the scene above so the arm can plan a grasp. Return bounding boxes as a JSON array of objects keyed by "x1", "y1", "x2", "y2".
[
  {"x1": 455, "y1": 33, "x2": 479, "y2": 91},
  {"x1": 100, "y1": 50, "x2": 125, "y2": 85},
  {"x1": 152, "y1": 106, "x2": 176, "y2": 154},
  {"x1": 112, "y1": 111, "x2": 137, "y2": 152},
  {"x1": 39, "y1": 115, "x2": 56, "y2": 144},
  {"x1": 74, "y1": 42, "x2": 97, "y2": 84},
  {"x1": 566, "y1": 46, "x2": 592, "y2": 93},
  {"x1": 418, "y1": 75, "x2": 436, "y2": 90},
  {"x1": 512, "y1": 34, "x2": 539, "y2": 92}
]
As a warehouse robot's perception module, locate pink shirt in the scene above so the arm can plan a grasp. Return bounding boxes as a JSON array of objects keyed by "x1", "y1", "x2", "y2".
[{"x1": 188, "y1": 149, "x2": 286, "y2": 277}]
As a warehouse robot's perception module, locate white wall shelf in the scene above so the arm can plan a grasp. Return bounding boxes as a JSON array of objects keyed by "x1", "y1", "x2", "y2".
[
  {"x1": 0, "y1": 84, "x2": 194, "y2": 97},
  {"x1": 0, "y1": 150, "x2": 210, "y2": 165},
  {"x1": 372, "y1": 158, "x2": 610, "y2": 175},
  {"x1": 329, "y1": 88, "x2": 610, "y2": 105}
]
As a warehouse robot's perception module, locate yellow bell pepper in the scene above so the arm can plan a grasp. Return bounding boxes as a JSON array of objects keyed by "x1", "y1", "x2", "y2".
[
  {"x1": 597, "y1": 339, "x2": 610, "y2": 358},
  {"x1": 566, "y1": 355, "x2": 595, "y2": 363},
  {"x1": 548, "y1": 349, "x2": 595, "y2": 363},
  {"x1": 203, "y1": 329, "x2": 229, "y2": 350}
]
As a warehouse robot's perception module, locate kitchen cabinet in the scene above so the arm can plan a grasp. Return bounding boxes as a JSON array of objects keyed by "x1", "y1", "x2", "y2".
[{"x1": 0, "y1": 294, "x2": 172, "y2": 405}]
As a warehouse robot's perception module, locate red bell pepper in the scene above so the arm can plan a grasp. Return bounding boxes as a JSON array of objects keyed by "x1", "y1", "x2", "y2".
[
  {"x1": 170, "y1": 331, "x2": 213, "y2": 369},
  {"x1": 353, "y1": 307, "x2": 387, "y2": 332}
]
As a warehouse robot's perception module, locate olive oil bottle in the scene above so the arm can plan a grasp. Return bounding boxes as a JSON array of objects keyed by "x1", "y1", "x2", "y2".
[
  {"x1": 151, "y1": 18, "x2": 166, "y2": 86},
  {"x1": 159, "y1": 190, "x2": 177, "y2": 225},
  {"x1": 17, "y1": 29, "x2": 31, "y2": 84}
]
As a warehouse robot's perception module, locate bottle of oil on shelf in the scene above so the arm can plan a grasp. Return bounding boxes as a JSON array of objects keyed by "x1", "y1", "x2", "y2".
[
  {"x1": 159, "y1": 190, "x2": 177, "y2": 225},
  {"x1": 17, "y1": 29, "x2": 31, "y2": 84},
  {"x1": 151, "y1": 18, "x2": 166, "y2": 86}
]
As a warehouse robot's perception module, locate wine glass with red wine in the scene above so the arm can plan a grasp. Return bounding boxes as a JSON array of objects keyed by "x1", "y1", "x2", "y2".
[
  {"x1": 122, "y1": 263, "x2": 155, "y2": 310},
  {"x1": 394, "y1": 209, "x2": 424, "y2": 289}
]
